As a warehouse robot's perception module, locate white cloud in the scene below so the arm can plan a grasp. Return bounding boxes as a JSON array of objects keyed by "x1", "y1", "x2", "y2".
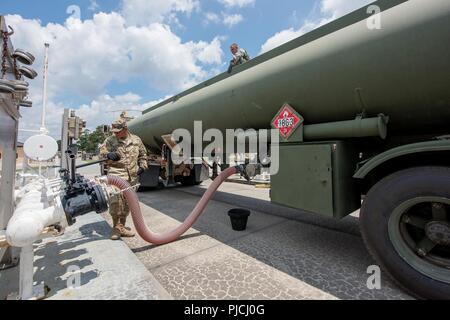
[
  {"x1": 260, "y1": 0, "x2": 373, "y2": 53},
  {"x1": 7, "y1": 9, "x2": 223, "y2": 141},
  {"x1": 260, "y1": 21, "x2": 319, "y2": 54},
  {"x1": 18, "y1": 92, "x2": 167, "y2": 142},
  {"x1": 321, "y1": 0, "x2": 372, "y2": 19},
  {"x1": 204, "y1": 12, "x2": 244, "y2": 28},
  {"x1": 204, "y1": 12, "x2": 221, "y2": 24},
  {"x1": 187, "y1": 37, "x2": 223, "y2": 65},
  {"x1": 6, "y1": 13, "x2": 223, "y2": 97},
  {"x1": 76, "y1": 93, "x2": 164, "y2": 129},
  {"x1": 218, "y1": 0, "x2": 255, "y2": 8},
  {"x1": 223, "y1": 14, "x2": 244, "y2": 28},
  {"x1": 121, "y1": 0, "x2": 199, "y2": 26}
]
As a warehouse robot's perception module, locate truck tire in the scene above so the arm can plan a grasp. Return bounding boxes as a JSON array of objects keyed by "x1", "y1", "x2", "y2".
[{"x1": 360, "y1": 167, "x2": 450, "y2": 300}]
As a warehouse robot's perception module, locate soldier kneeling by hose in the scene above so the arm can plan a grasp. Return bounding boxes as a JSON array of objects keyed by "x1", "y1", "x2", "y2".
[{"x1": 100, "y1": 117, "x2": 148, "y2": 240}]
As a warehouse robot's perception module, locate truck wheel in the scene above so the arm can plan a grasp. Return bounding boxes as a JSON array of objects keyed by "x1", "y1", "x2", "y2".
[{"x1": 360, "y1": 167, "x2": 450, "y2": 299}]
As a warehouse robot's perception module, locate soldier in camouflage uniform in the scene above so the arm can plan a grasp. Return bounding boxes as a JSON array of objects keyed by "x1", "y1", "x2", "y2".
[
  {"x1": 228, "y1": 43, "x2": 250, "y2": 73},
  {"x1": 100, "y1": 117, "x2": 148, "y2": 240}
]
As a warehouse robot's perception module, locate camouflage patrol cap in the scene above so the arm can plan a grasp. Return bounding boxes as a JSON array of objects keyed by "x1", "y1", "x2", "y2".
[{"x1": 111, "y1": 118, "x2": 128, "y2": 133}]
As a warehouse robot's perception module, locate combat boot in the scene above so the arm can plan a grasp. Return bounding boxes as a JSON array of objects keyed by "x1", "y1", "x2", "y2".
[
  {"x1": 118, "y1": 217, "x2": 135, "y2": 238},
  {"x1": 120, "y1": 217, "x2": 133, "y2": 232},
  {"x1": 111, "y1": 216, "x2": 121, "y2": 241}
]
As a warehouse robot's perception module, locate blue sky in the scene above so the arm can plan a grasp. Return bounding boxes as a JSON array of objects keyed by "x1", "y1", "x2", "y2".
[
  {"x1": 2, "y1": 0, "x2": 320, "y2": 57},
  {"x1": 1, "y1": 0, "x2": 372, "y2": 139}
]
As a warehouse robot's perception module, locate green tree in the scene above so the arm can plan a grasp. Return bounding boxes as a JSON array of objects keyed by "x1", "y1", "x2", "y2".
[{"x1": 77, "y1": 126, "x2": 108, "y2": 154}]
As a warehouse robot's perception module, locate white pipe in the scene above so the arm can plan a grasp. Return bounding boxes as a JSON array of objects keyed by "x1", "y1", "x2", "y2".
[
  {"x1": 5, "y1": 177, "x2": 66, "y2": 301},
  {"x1": 6, "y1": 208, "x2": 58, "y2": 247},
  {"x1": 14, "y1": 182, "x2": 43, "y2": 204},
  {"x1": 6, "y1": 180, "x2": 64, "y2": 247}
]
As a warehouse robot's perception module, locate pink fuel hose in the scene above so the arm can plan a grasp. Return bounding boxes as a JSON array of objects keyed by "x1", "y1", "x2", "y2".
[{"x1": 107, "y1": 166, "x2": 239, "y2": 245}]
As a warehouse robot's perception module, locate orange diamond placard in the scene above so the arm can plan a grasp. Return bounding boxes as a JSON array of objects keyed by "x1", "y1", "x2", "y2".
[{"x1": 271, "y1": 104, "x2": 303, "y2": 140}]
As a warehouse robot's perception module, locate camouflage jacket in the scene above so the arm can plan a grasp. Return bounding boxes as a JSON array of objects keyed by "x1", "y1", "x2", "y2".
[
  {"x1": 99, "y1": 133, "x2": 148, "y2": 181},
  {"x1": 232, "y1": 48, "x2": 250, "y2": 66}
]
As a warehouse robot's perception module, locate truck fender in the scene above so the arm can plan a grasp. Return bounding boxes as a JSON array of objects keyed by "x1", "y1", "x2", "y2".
[{"x1": 353, "y1": 139, "x2": 450, "y2": 179}]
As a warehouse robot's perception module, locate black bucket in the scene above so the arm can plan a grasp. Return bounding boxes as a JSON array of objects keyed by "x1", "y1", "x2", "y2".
[{"x1": 228, "y1": 209, "x2": 251, "y2": 231}]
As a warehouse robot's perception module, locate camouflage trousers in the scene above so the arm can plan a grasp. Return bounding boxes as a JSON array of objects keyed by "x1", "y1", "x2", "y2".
[{"x1": 109, "y1": 177, "x2": 139, "y2": 220}]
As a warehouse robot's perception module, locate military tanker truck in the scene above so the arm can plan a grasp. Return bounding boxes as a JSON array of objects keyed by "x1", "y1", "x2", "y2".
[{"x1": 128, "y1": 0, "x2": 450, "y2": 299}]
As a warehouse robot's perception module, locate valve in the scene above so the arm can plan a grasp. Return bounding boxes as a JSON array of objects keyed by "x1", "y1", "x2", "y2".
[{"x1": 60, "y1": 175, "x2": 110, "y2": 225}]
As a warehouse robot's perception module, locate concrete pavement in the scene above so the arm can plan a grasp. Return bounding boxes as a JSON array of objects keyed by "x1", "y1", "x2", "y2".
[
  {"x1": 106, "y1": 182, "x2": 412, "y2": 300},
  {"x1": 78, "y1": 162, "x2": 412, "y2": 299},
  {"x1": 0, "y1": 213, "x2": 171, "y2": 300}
]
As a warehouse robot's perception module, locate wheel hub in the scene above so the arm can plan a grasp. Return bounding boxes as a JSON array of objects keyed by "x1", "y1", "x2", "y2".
[
  {"x1": 426, "y1": 222, "x2": 450, "y2": 247},
  {"x1": 389, "y1": 197, "x2": 450, "y2": 284}
]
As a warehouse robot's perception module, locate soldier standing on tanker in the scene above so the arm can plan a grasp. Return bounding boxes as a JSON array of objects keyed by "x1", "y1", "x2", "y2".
[{"x1": 100, "y1": 117, "x2": 148, "y2": 240}]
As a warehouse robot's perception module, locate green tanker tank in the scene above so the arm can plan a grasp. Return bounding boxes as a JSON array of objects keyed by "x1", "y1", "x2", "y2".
[
  {"x1": 130, "y1": 0, "x2": 450, "y2": 149},
  {"x1": 129, "y1": 0, "x2": 450, "y2": 299}
]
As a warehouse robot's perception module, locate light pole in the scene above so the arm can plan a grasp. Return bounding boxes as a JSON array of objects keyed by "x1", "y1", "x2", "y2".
[{"x1": 40, "y1": 43, "x2": 50, "y2": 135}]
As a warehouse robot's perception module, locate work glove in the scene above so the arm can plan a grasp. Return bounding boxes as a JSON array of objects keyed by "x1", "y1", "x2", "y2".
[
  {"x1": 107, "y1": 152, "x2": 121, "y2": 162},
  {"x1": 137, "y1": 167, "x2": 145, "y2": 176}
]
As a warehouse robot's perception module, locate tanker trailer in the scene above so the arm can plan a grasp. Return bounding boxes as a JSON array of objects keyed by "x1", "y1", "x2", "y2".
[{"x1": 129, "y1": 0, "x2": 450, "y2": 299}]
